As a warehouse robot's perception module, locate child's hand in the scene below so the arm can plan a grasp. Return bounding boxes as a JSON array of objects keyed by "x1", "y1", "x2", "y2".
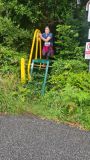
[{"x1": 39, "y1": 33, "x2": 42, "y2": 38}]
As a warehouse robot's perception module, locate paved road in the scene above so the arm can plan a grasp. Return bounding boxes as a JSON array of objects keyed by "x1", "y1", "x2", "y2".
[{"x1": 0, "y1": 115, "x2": 90, "y2": 160}]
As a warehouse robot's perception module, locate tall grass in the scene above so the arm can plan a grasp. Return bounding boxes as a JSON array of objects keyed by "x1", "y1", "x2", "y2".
[{"x1": 0, "y1": 74, "x2": 29, "y2": 114}]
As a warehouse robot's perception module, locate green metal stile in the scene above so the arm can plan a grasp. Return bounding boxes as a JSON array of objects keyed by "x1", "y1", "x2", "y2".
[{"x1": 30, "y1": 59, "x2": 49, "y2": 95}]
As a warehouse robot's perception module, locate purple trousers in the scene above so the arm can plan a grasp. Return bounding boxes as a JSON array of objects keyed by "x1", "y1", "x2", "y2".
[{"x1": 42, "y1": 45, "x2": 54, "y2": 59}]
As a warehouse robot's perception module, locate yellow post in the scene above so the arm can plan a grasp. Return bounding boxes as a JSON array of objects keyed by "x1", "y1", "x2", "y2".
[{"x1": 21, "y1": 58, "x2": 25, "y2": 84}]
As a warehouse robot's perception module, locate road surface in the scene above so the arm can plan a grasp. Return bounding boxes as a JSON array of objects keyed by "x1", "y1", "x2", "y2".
[{"x1": 0, "y1": 115, "x2": 90, "y2": 160}]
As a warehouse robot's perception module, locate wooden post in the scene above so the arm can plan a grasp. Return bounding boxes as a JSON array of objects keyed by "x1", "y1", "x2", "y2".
[
  {"x1": 86, "y1": 1, "x2": 90, "y2": 72},
  {"x1": 89, "y1": 60, "x2": 90, "y2": 72}
]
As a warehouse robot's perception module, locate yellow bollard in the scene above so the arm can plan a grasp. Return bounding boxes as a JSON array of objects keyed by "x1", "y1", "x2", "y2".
[{"x1": 21, "y1": 58, "x2": 26, "y2": 84}]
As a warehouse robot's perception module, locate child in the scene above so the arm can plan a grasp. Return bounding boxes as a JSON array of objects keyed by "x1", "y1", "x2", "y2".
[{"x1": 39, "y1": 26, "x2": 54, "y2": 59}]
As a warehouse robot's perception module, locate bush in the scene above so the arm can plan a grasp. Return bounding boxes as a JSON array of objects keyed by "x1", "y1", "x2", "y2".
[
  {"x1": 43, "y1": 83, "x2": 90, "y2": 108},
  {"x1": 50, "y1": 71, "x2": 90, "y2": 91},
  {"x1": 51, "y1": 59, "x2": 88, "y2": 75},
  {"x1": 0, "y1": 74, "x2": 30, "y2": 113},
  {"x1": 37, "y1": 83, "x2": 90, "y2": 129},
  {"x1": 55, "y1": 25, "x2": 82, "y2": 59},
  {"x1": 0, "y1": 45, "x2": 26, "y2": 74}
]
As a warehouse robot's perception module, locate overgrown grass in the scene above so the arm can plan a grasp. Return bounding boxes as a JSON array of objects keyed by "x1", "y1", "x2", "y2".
[
  {"x1": 0, "y1": 74, "x2": 29, "y2": 114},
  {"x1": 29, "y1": 102, "x2": 90, "y2": 130},
  {"x1": 29, "y1": 93, "x2": 90, "y2": 130}
]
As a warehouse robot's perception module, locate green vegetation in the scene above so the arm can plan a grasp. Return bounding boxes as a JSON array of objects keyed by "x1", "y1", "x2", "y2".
[{"x1": 0, "y1": 0, "x2": 90, "y2": 130}]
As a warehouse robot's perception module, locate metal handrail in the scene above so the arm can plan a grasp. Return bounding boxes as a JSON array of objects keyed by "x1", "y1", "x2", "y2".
[{"x1": 27, "y1": 29, "x2": 42, "y2": 80}]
